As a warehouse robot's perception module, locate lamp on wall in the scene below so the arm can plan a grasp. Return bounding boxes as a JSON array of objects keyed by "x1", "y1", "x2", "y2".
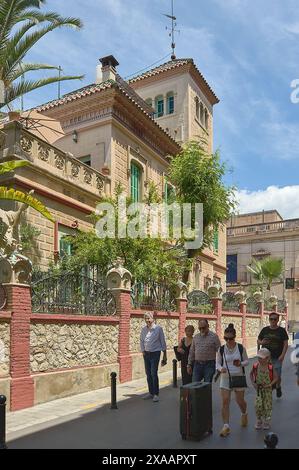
[{"x1": 72, "y1": 130, "x2": 78, "y2": 143}]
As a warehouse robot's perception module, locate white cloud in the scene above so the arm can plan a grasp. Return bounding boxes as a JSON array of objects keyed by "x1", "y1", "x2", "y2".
[{"x1": 236, "y1": 185, "x2": 299, "y2": 219}]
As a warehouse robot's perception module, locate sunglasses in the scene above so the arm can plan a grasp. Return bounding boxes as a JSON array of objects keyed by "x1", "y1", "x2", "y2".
[
  {"x1": 199, "y1": 326, "x2": 207, "y2": 330},
  {"x1": 224, "y1": 336, "x2": 235, "y2": 341},
  {"x1": 269, "y1": 318, "x2": 279, "y2": 321}
]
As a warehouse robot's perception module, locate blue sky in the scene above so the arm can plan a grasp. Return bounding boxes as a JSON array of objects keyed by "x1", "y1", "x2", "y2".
[{"x1": 21, "y1": 0, "x2": 299, "y2": 218}]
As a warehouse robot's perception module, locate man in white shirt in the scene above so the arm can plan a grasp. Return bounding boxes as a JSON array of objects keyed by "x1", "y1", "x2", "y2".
[{"x1": 140, "y1": 312, "x2": 167, "y2": 402}]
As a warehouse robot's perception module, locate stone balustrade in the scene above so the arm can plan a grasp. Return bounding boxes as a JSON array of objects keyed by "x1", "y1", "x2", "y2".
[{"x1": 0, "y1": 122, "x2": 107, "y2": 197}]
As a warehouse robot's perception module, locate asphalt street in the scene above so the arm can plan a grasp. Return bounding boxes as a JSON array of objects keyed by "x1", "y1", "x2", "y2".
[{"x1": 8, "y1": 351, "x2": 299, "y2": 449}]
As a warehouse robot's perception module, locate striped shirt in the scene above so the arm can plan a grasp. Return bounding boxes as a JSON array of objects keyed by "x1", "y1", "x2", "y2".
[
  {"x1": 140, "y1": 324, "x2": 167, "y2": 353},
  {"x1": 188, "y1": 331, "x2": 221, "y2": 365}
]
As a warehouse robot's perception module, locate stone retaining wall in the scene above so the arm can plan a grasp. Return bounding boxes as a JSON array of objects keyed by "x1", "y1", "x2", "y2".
[{"x1": 30, "y1": 323, "x2": 119, "y2": 372}]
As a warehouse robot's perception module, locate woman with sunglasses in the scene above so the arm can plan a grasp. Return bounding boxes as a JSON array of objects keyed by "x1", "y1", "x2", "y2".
[{"x1": 216, "y1": 324, "x2": 249, "y2": 437}]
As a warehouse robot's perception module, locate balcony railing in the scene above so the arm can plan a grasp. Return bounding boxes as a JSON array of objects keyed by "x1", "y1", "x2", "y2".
[
  {"x1": 227, "y1": 219, "x2": 299, "y2": 237},
  {"x1": 0, "y1": 123, "x2": 107, "y2": 197}
]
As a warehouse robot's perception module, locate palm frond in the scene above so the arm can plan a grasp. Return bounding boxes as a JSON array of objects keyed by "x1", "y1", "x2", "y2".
[
  {"x1": 5, "y1": 75, "x2": 84, "y2": 105},
  {"x1": 10, "y1": 62, "x2": 61, "y2": 82},
  {"x1": 0, "y1": 186, "x2": 54, "y2": 222}
]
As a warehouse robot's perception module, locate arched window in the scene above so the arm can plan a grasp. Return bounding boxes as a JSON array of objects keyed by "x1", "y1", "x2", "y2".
[
  {"x1": 130, "y1": 161, "x2": 142, "y2": 202},
  {"x1": 155, "y1": 95, "x2": 164, "y2": 117},
  {"x1": 195, "y1": 97, "x2": 200, "y2": 120},
  {"x1": 167, "y1": 92, "x2": 174, "y2": 114},
  {"x1": 205, "y1": 109, "x2": 209, "y2": 129},
  {"x1": 200, "y1": 102, "x2": 204, "y2": 125}
]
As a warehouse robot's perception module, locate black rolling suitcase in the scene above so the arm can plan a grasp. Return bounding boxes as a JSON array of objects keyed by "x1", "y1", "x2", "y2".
[{"x1": 180, "y1": 381, "x2": 213, "y2": 440}]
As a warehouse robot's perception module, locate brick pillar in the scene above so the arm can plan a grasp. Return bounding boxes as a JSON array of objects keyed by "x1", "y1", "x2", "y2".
[
  {"x1": 115, "y1": 290, "x2": 132, "y2": 383},
  {"x1": 4, "y1": 283, "x2": 34, "y2": 411},
  {"x1": 240, "y1": 302, "x2": 247, "y2": 348},
  {"x1": 177, "y1": 298, "x2": 187, "y2": 342},
  {"x1": 107, "y1": 261, "x2": 133, "y2": 383},
  {"x1": 212, "y1": 298, "x2": 222, "y2": 338},
  {"x1": 284, "y1": 304, "x2": 289, "y2": 332}
]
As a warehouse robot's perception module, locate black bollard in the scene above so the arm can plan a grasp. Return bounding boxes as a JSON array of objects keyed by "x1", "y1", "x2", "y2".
[
  {"x1": 173, "y1": 359, "x2": 178, "y2": 388},
  {"x1": 264, "y1": 432, "x2": 278, "y2": 449},
  {"x1": 110, "y1": 372, "x2": 118, "y2": 409},
  {"x1": 0, "y1": 395, "x2": 7, "y2": 449}
]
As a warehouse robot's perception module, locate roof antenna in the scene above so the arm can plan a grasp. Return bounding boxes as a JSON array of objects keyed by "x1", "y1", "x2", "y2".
[{"x1": 163, "y1": 0, "x2": 180, "y2": 60}]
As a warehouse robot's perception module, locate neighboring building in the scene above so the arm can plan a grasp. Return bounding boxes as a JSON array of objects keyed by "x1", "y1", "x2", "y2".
[
  {"x1": 227, "y1": 210, "x2": 299, "y2": 329},
  {"x1": 1, "y1": 55, "x2": 226, "y2": 290}
]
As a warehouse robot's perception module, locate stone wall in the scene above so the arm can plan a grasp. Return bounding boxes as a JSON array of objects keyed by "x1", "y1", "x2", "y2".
[
  {"x1": 30, "y1": 322, "x2": 119, "y2": 372},
  {"x1": 246, "y1": 317, "x2": 262, "y2": 339},
  {"x1": 184, "y1": 318, "x2": 216, "y2": 336},
  {"x1": 130, "y1": 317, "x2": 179, "y2": 352},
  {"x1": 0, "y1": 321, "x2": 10, "y2": 377},
  {"x1": 221, "y1": 316, "x2": 242, "y2": 337}
]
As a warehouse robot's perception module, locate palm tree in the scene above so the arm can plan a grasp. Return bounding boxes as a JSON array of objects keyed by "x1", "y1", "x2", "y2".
[
  {"x1": 247, "y1": 257, "x2": 283, "y2": 291},
  {"x1": 0, "y1": 160, "x2": 54, "y2": 221},
  {"x1": 0, "y1": 0, "x2": 84, "y2": 109}
]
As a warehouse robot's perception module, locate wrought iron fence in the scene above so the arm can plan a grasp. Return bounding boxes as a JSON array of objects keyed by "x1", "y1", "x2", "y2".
[
  {"x1": 222, "y1": 292, "x2": 240, "y2": 312},
  {"x1": 31, "y1": 273, "x2": 116, "y2": 316},
  {"x1": 277, "y1": 299, "x2": 286, "y2": 313},
  {"x1": 187, "y1": 290, "x2": 214, "y2": 314},
  {"x1": 264, "y1": 298, "x2": 275, "y2": 312},
  {"x1": 246, "y1": 296, "x2": 260, "y2": 314},
  {"x1": 0, "y1": 284, "x2": 7, "y2": 311},
  {"x1": 131, "y1": 281, "x2": 176, "y2": 312}
]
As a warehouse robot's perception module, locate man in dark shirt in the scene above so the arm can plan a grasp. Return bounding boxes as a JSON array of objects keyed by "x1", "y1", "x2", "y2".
[{"x1": 258, "y1": 312, "x2": 289, "y2": 398}]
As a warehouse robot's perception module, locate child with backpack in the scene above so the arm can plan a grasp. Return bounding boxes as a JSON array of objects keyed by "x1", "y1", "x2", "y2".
[{"x1": 250, "y1": 348, "x2": 278, "y2": 430}]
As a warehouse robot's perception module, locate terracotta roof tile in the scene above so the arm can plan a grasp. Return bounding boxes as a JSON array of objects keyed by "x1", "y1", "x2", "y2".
[{"x1": 128, "y1": 58, "x2": 219, "y2": 104}]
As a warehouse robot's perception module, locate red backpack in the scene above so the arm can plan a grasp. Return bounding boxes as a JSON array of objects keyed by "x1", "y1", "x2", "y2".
[{"x1": 252, "y1": 362, "x2": 273, "y2": 383}]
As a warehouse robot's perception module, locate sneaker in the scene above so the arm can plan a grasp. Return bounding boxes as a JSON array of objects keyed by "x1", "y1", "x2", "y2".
[
  {"x1": 219, "y1": 425, "x2": 230, "y2": 437},
  {"x1": 255, "y1": 420, "x2": 263, "y2": 430},
  {"x1": 276, "y1": 386, "x2": 282, "y2": 398},
  {"x1": 143, "y1": 393, "x2": 153, "y2": 400},
  {"x1": 153, "y1": 395, "x2": 159, "y2": 402},
  {"x1": 241, "y1": 413, "x2": 248, "y2": 427},
  {"x1": 263, "y1": 420, "x2": 271, "y2": 430}
]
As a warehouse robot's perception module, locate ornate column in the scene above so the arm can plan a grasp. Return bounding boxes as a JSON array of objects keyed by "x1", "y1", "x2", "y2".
[
  {"x1": 208, "y1": 283, "x2": 222, "y2": 338},
  {"x1": 235, "y1": 290, "x2": 247, "y2": 348},
  {"x1": 0, "y1": 255, "x2": 34, "y2": 411},
  {"x1": 176, "y1": 281, "x2": 188, "y2": 342},
  {"x1": 107, "y1": 259, "x2": 133, "y2": 383}
]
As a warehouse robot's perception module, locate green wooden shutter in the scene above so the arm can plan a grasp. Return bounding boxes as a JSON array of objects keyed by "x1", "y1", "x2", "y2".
[{"x1": 131, "y1": 162, "x2": 140, "y2": 202}]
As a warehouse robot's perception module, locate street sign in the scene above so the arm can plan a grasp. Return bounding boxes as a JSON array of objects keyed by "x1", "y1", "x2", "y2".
[{"x1": 285, "y1": 278, "x2": 295, "y2": 289}]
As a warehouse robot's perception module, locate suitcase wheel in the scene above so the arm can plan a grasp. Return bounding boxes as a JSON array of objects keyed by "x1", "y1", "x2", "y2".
[
  {"x1": 181, "y1": 434, "x2": 187, "y2": 440},
  {"x1": 208, "y1": 429, "x2": 213, "y2": 434}
]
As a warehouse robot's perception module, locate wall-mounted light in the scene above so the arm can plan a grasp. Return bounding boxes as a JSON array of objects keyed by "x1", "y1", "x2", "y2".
[{"x1": 72, "y1": 130, "x2": 78, "y2": 143}]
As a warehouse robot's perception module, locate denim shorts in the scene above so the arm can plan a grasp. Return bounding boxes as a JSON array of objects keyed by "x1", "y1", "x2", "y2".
[{"x1": 271, "y1": 358, "x2": 282, "y2": 377}]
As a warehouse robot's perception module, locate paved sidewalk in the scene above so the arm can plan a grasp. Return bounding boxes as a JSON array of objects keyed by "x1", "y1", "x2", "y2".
[
  {"x1": 6, "y1": 346, "x2": 258, "y2": 441},
  {"x1": 6, "y1": 370, "x2": 174, "y2": 439}
]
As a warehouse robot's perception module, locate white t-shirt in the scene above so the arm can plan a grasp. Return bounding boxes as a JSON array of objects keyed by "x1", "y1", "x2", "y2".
[{"x1": 216, "y1": 344, "x2": 249, "y2": 375}]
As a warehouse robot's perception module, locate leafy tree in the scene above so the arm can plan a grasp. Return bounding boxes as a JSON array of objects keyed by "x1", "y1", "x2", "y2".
[
  {"x1": 0, "y1": 0, "x2": 83, "y2": 109},
  {"x1": 168, "y1": 140, "x2": 237, "y2": 251},
  {"x1": 0, "y1": 160, "x2": 54, "y2": 220},
  {"x1": 55, "y1": 185, "x2": 192, "y2": 286},
  {"x1": 247, "y1": 257, "x2": 283, "y2": 291}
]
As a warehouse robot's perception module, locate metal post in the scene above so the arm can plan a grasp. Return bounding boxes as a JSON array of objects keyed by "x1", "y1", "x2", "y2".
[
  {"x1": 110, "y1": 372, "x2": 117, "y2": 409},
  {"x1": 172, "y1": 359, "x2": 178, "y2": 388},
  {"x1": 0, "y1": 395, "x2": 7, "y2": 449}
]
